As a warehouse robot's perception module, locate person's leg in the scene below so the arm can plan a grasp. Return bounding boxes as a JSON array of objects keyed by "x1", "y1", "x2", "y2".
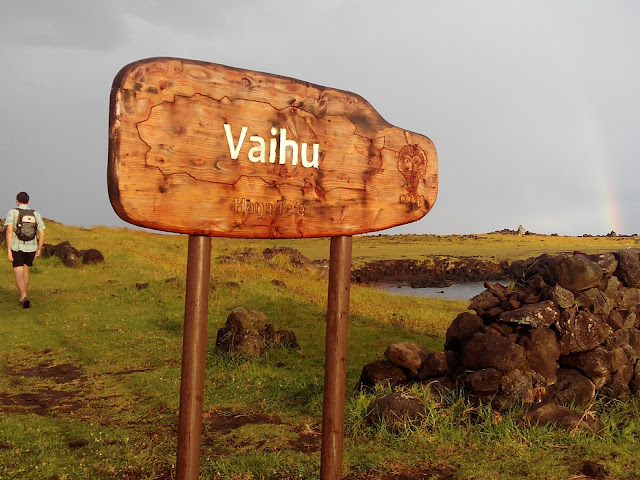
[
  {"x1": 11, "y1": 250, "x2": 33, "y2": 306},
  {"x1": 13, "y1": 265, "x2": 29, "y2": 302}
]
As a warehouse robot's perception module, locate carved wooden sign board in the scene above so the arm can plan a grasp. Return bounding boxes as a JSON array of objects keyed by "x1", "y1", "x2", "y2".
[{"x1": 108, "y1": 57, "x2": 438, "y2": 238}]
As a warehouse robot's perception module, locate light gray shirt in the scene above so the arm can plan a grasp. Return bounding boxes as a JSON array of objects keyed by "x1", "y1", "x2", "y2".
[{"x1": 5, "y1": 205, "x2": 46, "y2": 252}]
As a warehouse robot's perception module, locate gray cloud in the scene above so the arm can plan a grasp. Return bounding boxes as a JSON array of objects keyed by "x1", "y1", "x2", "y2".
[
  {"x1": 0, "y1": 1, "x2": 128, "y2": 50},
  {"x1": 1, "y1": 0, "x2": 639, "y2": 236}
]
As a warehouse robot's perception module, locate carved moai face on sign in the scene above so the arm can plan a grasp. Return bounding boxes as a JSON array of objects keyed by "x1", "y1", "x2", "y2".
[{"x1": 398, "y1": 144, "x2": 428, "y2": 195}]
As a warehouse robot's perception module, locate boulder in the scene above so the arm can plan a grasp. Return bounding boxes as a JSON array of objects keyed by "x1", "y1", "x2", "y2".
[
  {"x1": 576, "y1": 289, "x2": 611, "y2": 316},
  {"x1": 384, "y1": 342, "x2": 429, "y2": 377},
  {"x1": 601, "y1": 364, "x2": 633, "y2": 398},
  {"x1": 547, "y1": 285, "x2": 575, "y2": 310},
  {"x1": 444, "y1": 312, "x2": 485, "y2": 349},
  {"x1": 513, "y1": 253, "x2": 558, "y2": 285},
  {"x1": 616, "y1": 287, "x2": 640, "y2": 313},
  {"x1": 501, "y1": 369, "x2": 533, "y2": 401},
  {"x1": 629, "y1": 328, "x2": 640, "y2": 357},
  {"x1": 360, "y1": 248, "x2": 640, "y2": 415},
  {"x1": 465, "y1": 368, "x2": 502, "y2": 393},
  {"x1": 589, "y1": 252, "x2": 618, "y2": 276},
  {"x1": 366, "y1": 391, "x2": 426, "y2": 430},
  {"x1": 468, "y1": 290, "x2": 500, "y2": 312},
  {"x1": 498, "y1": 301, "x2": 560, "y2": 328},
  {"x1": 261, "y1": 324, "x2": 300, "y2": 349},
  {"x1": 215, "y1": 329, "x2": 264, "y2": 358},
  {"x1": 629, "y1": 361, "x2": 640, "y2": 394},
  {"x1": 524, "y1": 403, "x2": 605, "y2": 433},
  {"x1": 216, "y1": 309, "x2": 299, "y2": 359},
  {"x1": 614, "y1": 249, "x2": 640, "y2": 288},
  {"x1": 53, "y1": 241, "x2": 78, "y2": 258},
  {"x1": 518, "y1": 327, "x2": 560, "y2": 386},
  {"x1": 62, "y1": 251, "x2": 82, "y2": 268},
  {"x1": 552, "y1": 254, "x2": 603, "y2": 292},
  {"x1": 417, "y1": 350, "x2": 457, "y2": 379},
  {"x1": 556, "y1": 309, "x2": 612, "y2": 354},
  {"x1": 604, "y1": 276, "x2": 622, "y2": 301},
  {"x1": 40, "y1": 243, "x2": 55, "y2": 258},
  {"x1": 606, "y1": 310, "x2": 625, "y2": 331},
  {"x1": 82, "y1": 248, "x2": 104, "y2": 264},
  {"x1": 560, "y1": 346, "x2": 628, "y2": 380},
  {"x1": 603, "y1": 328, "x2": 631, "y2": 350},
  {"x1": 225, "y1": 307, "x2": 268, "y2": 333},
  {"x1": 582, "y1": 461, "x2": 607, "y2": 479},
  {"x1": 460, "y1": 332, "x2": 526, "y2": 373},
  {"x1": 358, "y1": 360, "x2": 408, "y2": 392},
  {"x1": 484, "y1": 282, "x2": 510, "y2": 302},
  {"x1": 544, "y1": 368, "x2": 595, "y2": 408}
]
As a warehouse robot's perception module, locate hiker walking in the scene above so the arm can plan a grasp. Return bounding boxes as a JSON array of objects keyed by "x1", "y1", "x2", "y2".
[{"x1": 5, "y1": 192, "x2": 46, "y2": 308}]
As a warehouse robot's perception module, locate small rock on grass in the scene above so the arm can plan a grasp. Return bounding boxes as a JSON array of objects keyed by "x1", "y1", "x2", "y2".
[
  {"x1": 68, "y1": 438, "x2": 89, "y2": 448},
  {"x1": 582, "y1": 461, "x2": 606, "y2": 478}
]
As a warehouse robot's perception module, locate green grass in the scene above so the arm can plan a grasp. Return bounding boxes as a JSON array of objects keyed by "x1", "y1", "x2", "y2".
[
  {"x1": 259, "y1": 232, "x2": 640, "y2": 265},
  {"x1": 1, "y1": 224, "x2": 640, "y2": 479}
]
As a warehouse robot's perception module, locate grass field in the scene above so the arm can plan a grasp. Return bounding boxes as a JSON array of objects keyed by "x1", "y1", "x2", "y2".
[
  {"x1": 1, "y1": 223, "x2": 639, "y2": 479},
  {"x1": 255, "y1": 231, "x2": 640, "y2": 265}
]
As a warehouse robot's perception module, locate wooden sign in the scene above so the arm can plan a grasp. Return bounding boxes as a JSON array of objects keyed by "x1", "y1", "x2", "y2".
[{"x1": 108, "y1": 57, "x2": 438, "y2": 238}]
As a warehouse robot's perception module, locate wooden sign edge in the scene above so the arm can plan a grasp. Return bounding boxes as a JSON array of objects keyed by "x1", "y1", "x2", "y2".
[{"x1": 107, "y1": 57, "x2": 438, "y2": 238}]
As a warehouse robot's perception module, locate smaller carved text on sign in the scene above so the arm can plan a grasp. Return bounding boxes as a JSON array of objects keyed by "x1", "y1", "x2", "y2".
[
  {"x1": 108, "y1": 57, "x2": 438, "y2": 238},
  {"x1": 234, "y1": 198, "x2": 305, "y2": 218}
]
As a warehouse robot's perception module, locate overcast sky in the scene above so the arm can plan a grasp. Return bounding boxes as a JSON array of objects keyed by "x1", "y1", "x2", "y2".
[{"x1": 1, "y1": 0, "x2": 638, "y2": 236}]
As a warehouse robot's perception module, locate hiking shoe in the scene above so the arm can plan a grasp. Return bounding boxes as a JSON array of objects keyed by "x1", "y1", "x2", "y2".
[{"x1": 22, "y1": 298, "x2": 30, "y2": 309}]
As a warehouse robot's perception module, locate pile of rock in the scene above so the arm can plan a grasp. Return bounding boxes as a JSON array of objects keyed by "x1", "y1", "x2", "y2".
[
  {"x1": 360, "y1": 250, "x2": 640, "y2": 416},
  {"x1": 352, "y1": 256, "x2": 510, "y2": 288},
  {"x1": 41, "y1": 241, "x2": 104, "y2": 268},
  {"x1": 215, "y1": 307, "x2": 299, "y2": 358}
]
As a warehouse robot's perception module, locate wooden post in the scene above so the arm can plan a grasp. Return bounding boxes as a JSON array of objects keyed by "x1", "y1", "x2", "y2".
[
  {"x1": 176, "y1": 235, "x2": 211, "y2": 480},
  {"x1": 320, "y1": 235, "x2": 353, "y2": 480}
]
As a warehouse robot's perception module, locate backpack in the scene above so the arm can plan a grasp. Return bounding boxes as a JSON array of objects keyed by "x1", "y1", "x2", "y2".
[{"x1": 15, "y1": 209, "x2": 38, "y2": 242}]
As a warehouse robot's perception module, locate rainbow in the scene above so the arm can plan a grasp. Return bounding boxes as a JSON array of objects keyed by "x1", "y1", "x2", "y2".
[{"x1": 560, "y1": 43, "x2": 623, "y2": 235}]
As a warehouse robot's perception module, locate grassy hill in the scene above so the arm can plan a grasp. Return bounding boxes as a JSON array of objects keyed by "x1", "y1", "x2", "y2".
[{"x1": 1, "y1": 223, "x2": 639, "y2": 479}]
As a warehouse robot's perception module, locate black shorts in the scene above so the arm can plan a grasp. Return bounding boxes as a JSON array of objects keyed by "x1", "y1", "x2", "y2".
[{"x1": 12, "y1": 250, "x2": 36, "y2": 268}]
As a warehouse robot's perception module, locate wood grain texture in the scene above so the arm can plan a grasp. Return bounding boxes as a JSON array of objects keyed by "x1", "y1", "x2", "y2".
[{"x1": 108, "y1": 57, "x2": 438, "y2": 238}]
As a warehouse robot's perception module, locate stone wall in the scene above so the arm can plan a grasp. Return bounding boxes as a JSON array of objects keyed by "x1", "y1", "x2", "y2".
[
  {"x1": 359, "y1": 250, "x2": 640, "y2": 411},
  {"x1": 352, "y1": 256, "x2": 510, "y2": 288}
]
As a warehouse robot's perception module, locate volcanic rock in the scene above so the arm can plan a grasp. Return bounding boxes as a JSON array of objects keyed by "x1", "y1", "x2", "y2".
[
  {"x1": 560, "y1": 346, "x2": 627, "y2": 380},
  {"x1": 82, "y1": 248, "x2": 105, "y2": 264},
  {"x1": 589, "y1": 252, "x2": 618, "y2": 276},
  {"x1": 524, "y1": 403, "x2": 605, "y2": 433},
  {"x1": 445, "y1": 312, "x2": 485, "y2": 349},
  {"x1": 366, "y1": 391, "x2": 426, "y2": 430},
  {"x1": 465, "y1": 368, "x2": 502, "y2": 393},
  {"x1": 498, "y1": 301, "x2": 560, "y2": 328},
  {"x1": 460, "y1": 333, "x2": 526, "y2": 373},
  {"x1": 216, "y1": 330, "x2": 264, "y2": 358},
  {"x1": 547, "y1": 285, "x2": 575, "y2": 309},
  {"x1": 501, "y1": 369, "x2": 533, "y2": 400},
  {"x1": 468, "y1": 290, "x2": 500, "y2": 312},
  {"x1": 358, "y1": 360, "x2": 408, "y2": 392},
  {"x1": 518, "y1": 326, "x2": 560, "y2": 386},
  {"x1": 544, "y1": 368, "x2": 595, "y2": 408},
  {"x1": 614, "y1": 249, "x2": 640, "y2": 288},
  {"x1": 226, "y1": 307, "x2": 268, "y2": 333},
  {"x1": 215, "y1": 308, "x2": 299, "y2": 358},
  {"x1": 552, "y1": 254, "x2": 603, "y2": 291},
  {"x1": 417, "y1": 350, "x2": 457, "y2": 379},
  {"x1": 556, "y1": 309, "x2": 612, "y2": 355}
]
